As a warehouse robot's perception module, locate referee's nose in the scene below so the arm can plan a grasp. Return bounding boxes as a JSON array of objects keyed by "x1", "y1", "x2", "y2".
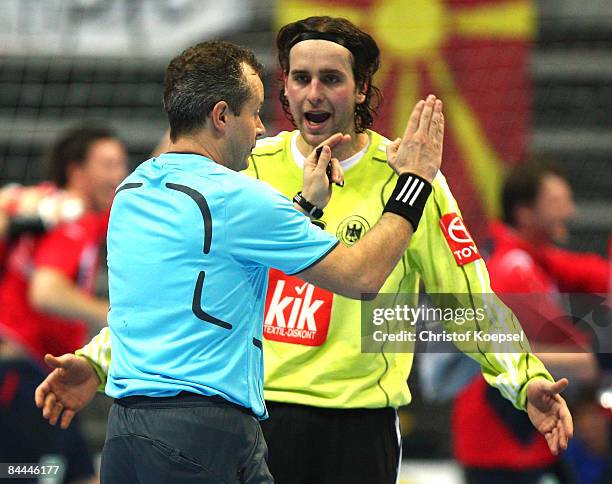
[{"x1": 256, "y1": 115, "x2": 266, "y2": 139}]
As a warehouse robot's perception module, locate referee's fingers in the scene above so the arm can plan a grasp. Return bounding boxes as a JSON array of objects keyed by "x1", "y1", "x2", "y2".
[
  {"x1": 315, "y1": 145, "x2": 332, "y2": 174},
  {"x1": 304, "y1": 143, "x2": 329, "y2": 171},
  {"x1": 307, "y1": 133, "x2": 349, "y2": 168},
  {"x1": 324, "y1": 133, "x2": 351, "y2": 151},
  {"x1": 329, "y1": 158, "x2": 344, "y2": 186}
]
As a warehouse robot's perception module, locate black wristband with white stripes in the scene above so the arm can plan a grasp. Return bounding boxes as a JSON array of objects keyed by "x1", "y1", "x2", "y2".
[{"x1": 383, "y1": 173, "x2": 432, "y2": 231}]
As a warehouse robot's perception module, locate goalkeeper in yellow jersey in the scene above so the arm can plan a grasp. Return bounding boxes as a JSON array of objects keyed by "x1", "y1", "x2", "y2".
[{"x1": 35, "y1": 16, "x2": 573, "y2": 484}]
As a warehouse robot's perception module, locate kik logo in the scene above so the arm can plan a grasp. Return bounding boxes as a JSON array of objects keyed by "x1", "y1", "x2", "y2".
[{"x1": 263, "y1": 269, "x2": 333, "y2": 346}]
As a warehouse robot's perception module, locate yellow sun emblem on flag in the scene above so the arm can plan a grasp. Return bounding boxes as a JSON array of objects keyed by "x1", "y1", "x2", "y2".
[{"x1": 277, "y1": 0, "x2": 535, "y2": 226}]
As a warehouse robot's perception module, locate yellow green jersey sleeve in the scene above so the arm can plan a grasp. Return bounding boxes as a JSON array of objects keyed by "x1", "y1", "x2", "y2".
[{"x1": 75, "y1": 326, "x2": 111, "y2": 392}]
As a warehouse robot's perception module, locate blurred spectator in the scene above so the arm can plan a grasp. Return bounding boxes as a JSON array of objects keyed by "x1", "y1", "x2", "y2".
[
  {"x1": 0, "y1": 125, "x2": 127, "y2": 482},
  {"x1": 564, "y1": 385, "x2": 611, "y2": 484},
  {"x1": 0, "y1": 183, "x2": 86, "y2": 272},
  {"x1": 453, "y1": 160, "x2": 609, "y2": 484}
]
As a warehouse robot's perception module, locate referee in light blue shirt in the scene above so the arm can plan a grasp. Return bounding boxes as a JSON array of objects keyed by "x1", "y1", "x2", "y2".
[
  {"x1": 101, "y1": 41, "x2": 339, "y2": 484},
  {"x1": 106, "y1": 153, "x2": 337, "y2": 419},
  {"x1": 100, "y1": 38, "x2": 444, "y2": 484}
]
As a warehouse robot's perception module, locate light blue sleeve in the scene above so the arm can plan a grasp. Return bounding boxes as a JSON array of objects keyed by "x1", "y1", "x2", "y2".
[{"x1": 225, "y1": 178, "x2": 338, "y2": 274}]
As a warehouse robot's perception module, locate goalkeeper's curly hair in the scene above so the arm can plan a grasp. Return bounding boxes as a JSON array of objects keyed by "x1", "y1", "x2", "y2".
[{"x1": 277, "y1": 16, "x2": 382, "y2": 133}]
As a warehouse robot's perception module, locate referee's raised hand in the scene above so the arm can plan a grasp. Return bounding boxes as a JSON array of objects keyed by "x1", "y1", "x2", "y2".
[
  {"x1": 34, "y1": 353, "x2": 100, "y2": 429},
  {"x1": 301, "y1": 132, "x2": 349, "y2": 211}
]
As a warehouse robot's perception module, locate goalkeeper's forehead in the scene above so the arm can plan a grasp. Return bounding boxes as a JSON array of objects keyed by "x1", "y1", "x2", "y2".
[
  {"x1": 288, "y1": 40, "x2": 354, "y2": 74},
  {"x1": 287, "y1": 29, "x2": 357, "y2": 57}
]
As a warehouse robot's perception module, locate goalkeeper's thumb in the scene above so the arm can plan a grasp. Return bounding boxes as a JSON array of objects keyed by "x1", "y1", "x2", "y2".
[{"x1": 44, "y1": 353, "x2": 74, "y2": 371}]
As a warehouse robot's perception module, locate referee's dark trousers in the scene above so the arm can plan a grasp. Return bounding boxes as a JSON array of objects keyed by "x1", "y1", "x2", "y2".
[{"x1": 100, "y1": 393, "x2": 273, "y2": 484}]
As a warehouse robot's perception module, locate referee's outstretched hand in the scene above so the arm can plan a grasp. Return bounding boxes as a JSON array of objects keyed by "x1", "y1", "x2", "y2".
[
  {"x1": 526, "y1": 377, "x2": 574, "y2": 455},
  {"x1": 34, "y1": 353, "x2": 100, "y2": 429}
]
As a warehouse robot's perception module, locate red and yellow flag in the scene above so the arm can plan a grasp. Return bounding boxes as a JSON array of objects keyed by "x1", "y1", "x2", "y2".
[{"x1": 275, "y1": 0, "x2": 535, "y2": 243}]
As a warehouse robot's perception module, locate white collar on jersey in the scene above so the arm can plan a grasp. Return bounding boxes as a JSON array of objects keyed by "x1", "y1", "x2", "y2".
[{"x1": 290, "y1": 131, "x2": 370, "y2": 171}]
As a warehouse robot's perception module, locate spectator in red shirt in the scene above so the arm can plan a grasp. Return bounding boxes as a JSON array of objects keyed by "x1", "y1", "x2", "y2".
[
  {"x1": 453, "y1": 160, "x2": 608, "y2": 484},
  {"x1": 0, "y1": 125, "x2": 128, "y2": 482}
]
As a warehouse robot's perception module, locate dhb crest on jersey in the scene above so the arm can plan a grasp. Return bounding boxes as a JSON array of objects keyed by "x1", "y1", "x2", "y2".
[{"x1": 336, "y1": 215, "x2": 370, "y2": 246}]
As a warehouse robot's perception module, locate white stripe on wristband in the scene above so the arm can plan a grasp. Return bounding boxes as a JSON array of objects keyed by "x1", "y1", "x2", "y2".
[
  {"x1": 384, "y1": 173, "x2": 432, "y2": 231},
  {"x1": 395, "y1": 175, "x2": 426, "y2": 206}
]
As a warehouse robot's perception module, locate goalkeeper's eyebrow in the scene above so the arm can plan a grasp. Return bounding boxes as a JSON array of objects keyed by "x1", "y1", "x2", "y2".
[{"x1": 290, "y1": 68, "x2": 345, "y2": 76}]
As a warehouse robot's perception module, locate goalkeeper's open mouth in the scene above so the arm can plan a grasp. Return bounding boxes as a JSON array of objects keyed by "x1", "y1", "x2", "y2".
[{"x1": 304, "y1": 111, "x2": 331, "y2": 131}]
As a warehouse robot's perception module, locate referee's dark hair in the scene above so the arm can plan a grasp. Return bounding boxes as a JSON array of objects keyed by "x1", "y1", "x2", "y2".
[
  {"x1": 164, "y1": 41, "x2": 264, "y2": 142},
  {"x1": 277, "y1": 16, "x2": 382, "y2": 133},
  {"x1": 48, "y1": 125, "x2": 118, "y2": 188},
  {"x1": 502, "y1": 158, "x2": 568, "y2": 227}
]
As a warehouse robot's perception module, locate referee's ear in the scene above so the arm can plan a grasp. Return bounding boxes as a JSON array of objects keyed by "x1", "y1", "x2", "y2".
[{"x1": 211, "y1": 101, "x2": 230, "y2": 134}]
